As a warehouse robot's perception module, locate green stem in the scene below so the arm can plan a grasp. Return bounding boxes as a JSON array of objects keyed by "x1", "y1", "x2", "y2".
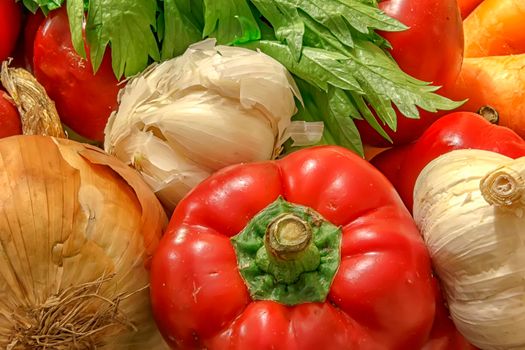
[
  {"x1": 231, "y1": 197, "x2": 341, "y2": 305},
  {"x1": 267, "y1": 213, "x2": 311, "y2": 259},
  {"x1": 259, "y1": 213, "x2": 320, "y2": 284},
  {"x1": 478, "y1": 105, "x2": 499, "y2": 125}
]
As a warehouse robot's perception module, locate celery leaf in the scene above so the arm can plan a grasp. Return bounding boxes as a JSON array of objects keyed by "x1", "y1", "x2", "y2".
[
  {"x1": 84, "y1": 0, "x2": 160, "y2": 78},
  {"x1": 22, "y1": 0, "x2": 64, "y2": 14},
  {"x1": 160, "y1": 0, "x2": 203, "y2": 60},
  {"x1": 203, "y1": 0, "x2": 261, "y2": 45}
]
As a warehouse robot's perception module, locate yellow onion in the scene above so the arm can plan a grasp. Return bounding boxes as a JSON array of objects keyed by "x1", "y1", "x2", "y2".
[{"x1": 0, "y1": 135, "x2": 168, "y2": 349}]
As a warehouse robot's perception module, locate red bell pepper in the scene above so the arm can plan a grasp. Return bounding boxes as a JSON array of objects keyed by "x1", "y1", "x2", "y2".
[
  {"x1": 150, "y1": 145, "x2": 436, "y2": 349},
  {"x1": 372, "y1": 111, "x2": 525, "y2": 212}
]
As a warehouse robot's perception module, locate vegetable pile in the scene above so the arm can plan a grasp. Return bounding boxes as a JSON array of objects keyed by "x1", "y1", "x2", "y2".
[{"x1": 1, "y1": 0, "x2": 524, "y2": 349}]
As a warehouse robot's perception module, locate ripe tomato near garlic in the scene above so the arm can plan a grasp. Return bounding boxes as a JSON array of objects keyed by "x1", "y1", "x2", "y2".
[
  {"x1": 0, "y1": 0, "x2": 22, "y2": 63},
  {"x1": 32, "y1": 7, "x2": 121, "y2": 142}
]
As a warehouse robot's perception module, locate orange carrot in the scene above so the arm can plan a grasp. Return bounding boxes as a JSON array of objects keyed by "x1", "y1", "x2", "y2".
[
  {"x1": 447, "y1": 54, "x2": 525, "y2": 138},
  {"x1": 464, "y1": 0, "x2": 525, "y2": 57},
  {"x1": 458, "y1": 0, "x2": 484, "y2": 19}
]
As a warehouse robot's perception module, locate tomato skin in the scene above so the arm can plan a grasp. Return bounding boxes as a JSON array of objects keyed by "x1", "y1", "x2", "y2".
[
  {"x1": 422, "y1": 279, "x2": 479, "y2": 350},
  {"x1": 0, "y1": 0, "x2": 22, "y2": 62},
  {"x1": 150, "y1": 145, "x2": 436, "y2": 350},
  {"x1": 372, "y1": 112, "x2": 525, "y2": 212},
  {"x1": 356, "y1": 0, "x2": 464, "y2": 146},
  {"x1": 32, "y1": 7, "x2": 121, "y2": 142},
  {"x1": 22, "y1": 10, "x2": 46, "y2": 71},
  {"x1": 0, "y1": 91, "x2": 21, "y2": 138}
]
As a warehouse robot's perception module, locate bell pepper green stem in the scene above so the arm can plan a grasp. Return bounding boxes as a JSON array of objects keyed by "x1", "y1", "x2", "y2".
[
  {"x1": 267, "y1": 213, "x2": 311, "y2": 259},
  {"x1": 260, "y1": 213, "x2": 321, "y2": 284},
  {"x1": 231, "y1": 196, "x2": 341, "y2": 305}
]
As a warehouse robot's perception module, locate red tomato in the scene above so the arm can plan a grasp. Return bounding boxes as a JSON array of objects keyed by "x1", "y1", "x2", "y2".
[
  {"x1": 356, "y1": 0, "x2": 464, "y2": 146},
  {"x1": 0, "y1": 91, "x2": 21, "y2": 138},
  {"x1": 33, "y1": 7, "x2": 121, "y2": 142},
  {"x1": 0, "y1": 0, "x2": 22, "y2": 62},
  {"x1": 22, "y1": 10, "x2": 45, "y2": 70},
  {"x1": 422, "y1": 278, "x2": 478, "y2": 350}
]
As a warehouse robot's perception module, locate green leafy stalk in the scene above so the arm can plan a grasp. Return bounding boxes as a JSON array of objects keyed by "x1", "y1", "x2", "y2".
[
  {"x1": 206, "y1": 0, "x2": 463, "y2": 155},
  {"x1": 19, "y1": 0, "x2": 464, "y2": 154},
  {"x1": 83, "y1": 0, "x2": 160, "y2": 78},
  {"x1": 66, "y1": 0, "x2": 86, "y2": 58},
  {"x1": 287, "y1": 80, "x2": 364, "y2": 155},
  {"x1": 250, "y1": 0, "x2": 405, "y2": 58},
  {"x1": 202, "y1": 0, "x2": 261, "y2": 45},
  {"x1": 24, "y1": 0, "x2": 160, "y2": 78},
  {"x1": 242, "y1": 39, "x2": 462, "y2": 154},
  {"x1": 245, "y1": 41, "x2": 362, "y2": 92},
  {"x1": 250, "y1": 0, "x2": 305, "y2": 60},
  {"x1": 22, "y1": 0, "x2": 64, "y2": 14},
  {"x1": 160, "y1": 0, "x2": 203, "y2": 59}
]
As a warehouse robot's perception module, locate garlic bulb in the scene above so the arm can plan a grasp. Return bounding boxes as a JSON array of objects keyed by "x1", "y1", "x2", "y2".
[
  {"x1": 0, "y1": 136, "x2": 168, "y2": 349},
  {"x1": 104, "y1": 39, "x2": 311, "y2": 211},
  {"x1": 413, "y1": 149, "x2": 525, "y2": 350}
]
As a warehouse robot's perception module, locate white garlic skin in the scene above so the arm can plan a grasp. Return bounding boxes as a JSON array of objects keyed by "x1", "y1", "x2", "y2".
[
  {"x1": 104, "y1": 39, "x2": 301, "y2": 212},
  {"x1": 414, "y1": 149, "x2": 525, "y2": 350}
]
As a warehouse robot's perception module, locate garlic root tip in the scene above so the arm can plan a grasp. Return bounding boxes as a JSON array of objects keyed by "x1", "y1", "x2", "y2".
[{"x1": 480, "y1": 169, "x2": 523, "y2": 207}]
